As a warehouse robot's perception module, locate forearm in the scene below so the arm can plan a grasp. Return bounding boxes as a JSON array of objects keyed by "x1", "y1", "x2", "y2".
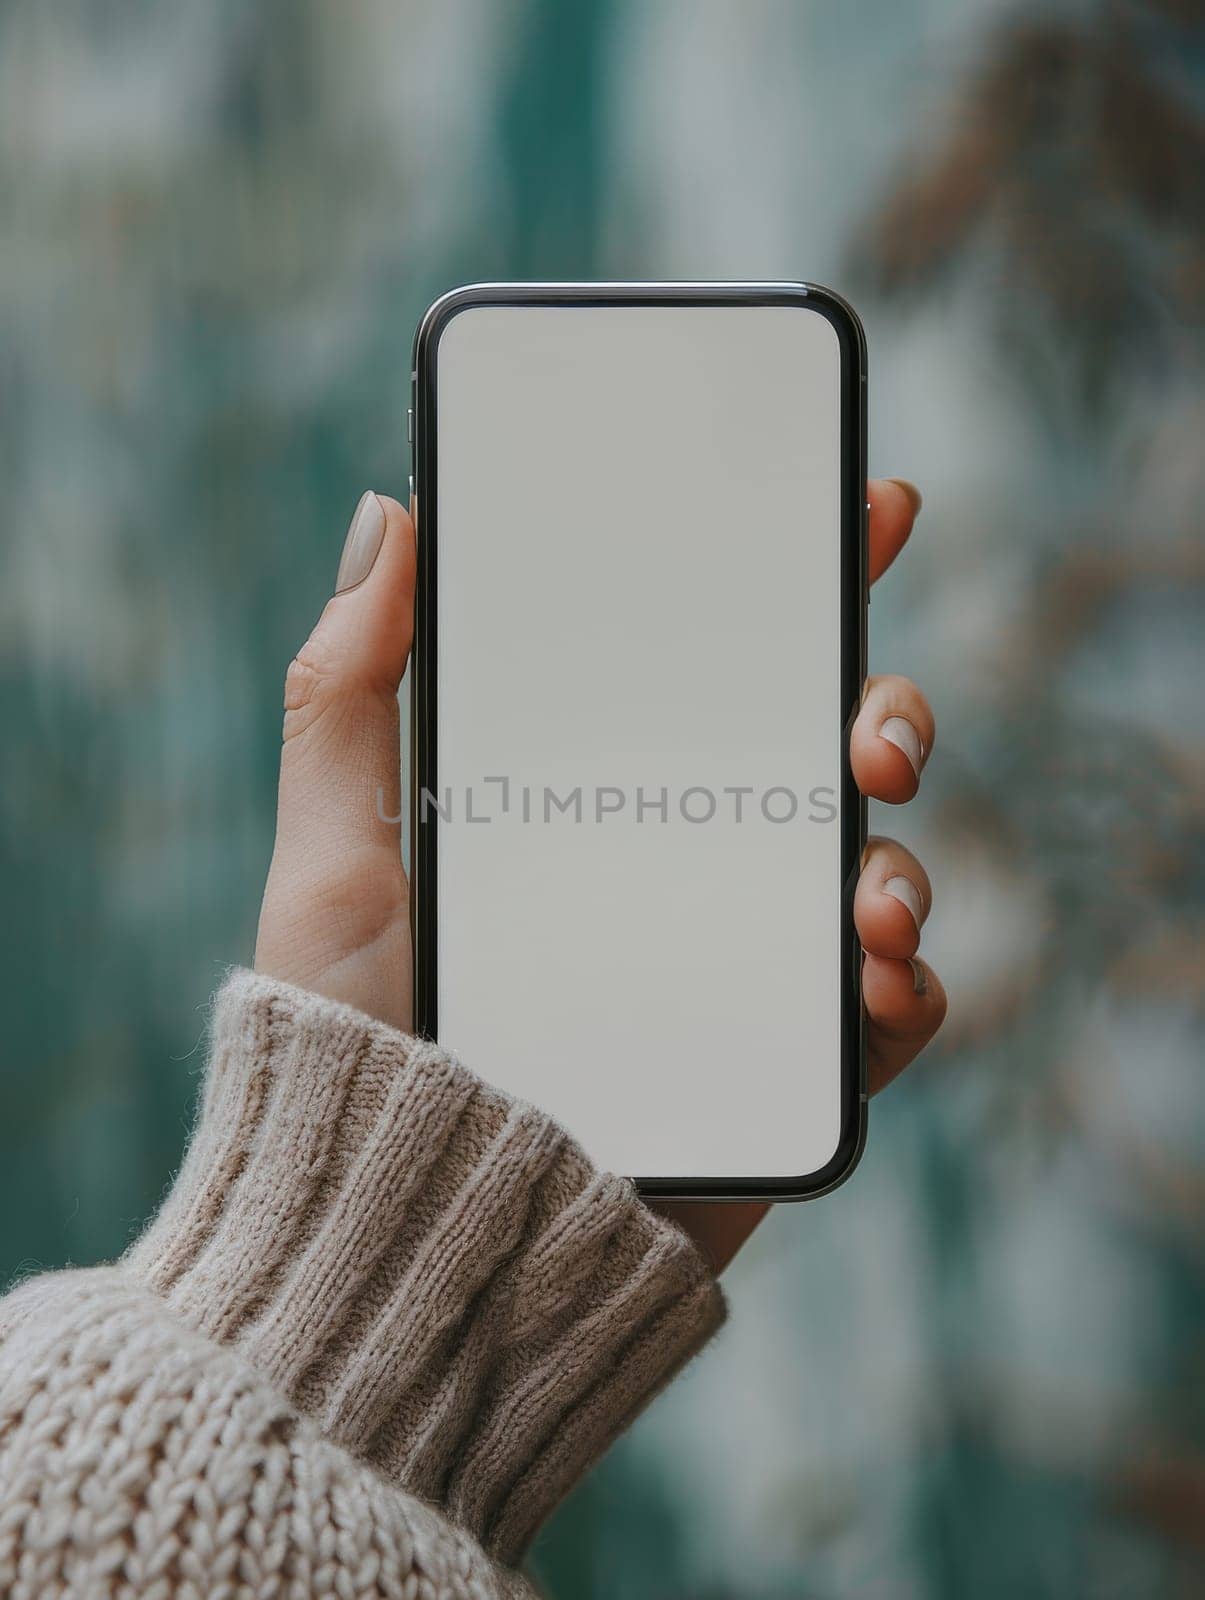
[{"x1": 0, "y1": 971, "x2": 724, "y2": 1597}]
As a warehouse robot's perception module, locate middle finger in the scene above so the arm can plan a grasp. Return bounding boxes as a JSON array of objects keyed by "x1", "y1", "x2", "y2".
[{"x1": 851, "y1": 673, "x2": 935, "y2": 804}]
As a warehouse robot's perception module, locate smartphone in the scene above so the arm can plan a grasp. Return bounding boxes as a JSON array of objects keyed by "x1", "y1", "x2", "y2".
[{"x1": 409, "y1": 282, "x2": 867, "y2": 1200}]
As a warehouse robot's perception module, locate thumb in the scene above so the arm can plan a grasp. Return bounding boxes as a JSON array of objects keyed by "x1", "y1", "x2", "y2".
[{"x1": 255, "y1": 491, "x2": 417, "y2": 1029}]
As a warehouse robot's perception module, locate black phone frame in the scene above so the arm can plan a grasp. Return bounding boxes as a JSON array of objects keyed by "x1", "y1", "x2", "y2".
[{"x1": 410, "y1": 281, "x2": 868, "y2": 1202}]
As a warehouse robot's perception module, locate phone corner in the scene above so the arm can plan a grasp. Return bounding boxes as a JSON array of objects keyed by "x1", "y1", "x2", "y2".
[
  {"x1": 776, "y1": 1099, "x2": 869, "y2": 1203},
  {"x1": 632, "y1": 1094, "x2": 869, "y2": 1206},
  {"x1": 412, "y1": 282, "x2": 493, "y2": 373},
  {"x1": 801, "y1": 280, "x2": 867, "y2": 356}
]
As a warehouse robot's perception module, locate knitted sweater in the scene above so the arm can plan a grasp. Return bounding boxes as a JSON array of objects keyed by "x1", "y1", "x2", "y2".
[{"x1": 0, "y1": 971, "x2": 725, "y2": 1599}]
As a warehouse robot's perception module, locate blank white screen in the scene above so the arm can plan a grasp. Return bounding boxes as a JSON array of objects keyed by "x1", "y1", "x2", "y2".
[{"x1": 433, "y1": 302, "x2": 843, "y2": 1179}]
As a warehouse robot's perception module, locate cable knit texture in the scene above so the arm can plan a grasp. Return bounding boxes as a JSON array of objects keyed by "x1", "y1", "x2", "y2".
[{"x1": 0, "y1": 970, "x2": 725, "y2": 1598}]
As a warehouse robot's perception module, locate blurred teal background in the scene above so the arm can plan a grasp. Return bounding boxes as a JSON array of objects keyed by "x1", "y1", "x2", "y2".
[{"x1": 3, "y1": 1, "x2": 1203, "y2": 1595}]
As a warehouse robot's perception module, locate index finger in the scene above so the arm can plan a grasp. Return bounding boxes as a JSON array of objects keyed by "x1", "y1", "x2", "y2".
[{"x1": 868, "y1": 478, "x2": 922, "y2": 584}]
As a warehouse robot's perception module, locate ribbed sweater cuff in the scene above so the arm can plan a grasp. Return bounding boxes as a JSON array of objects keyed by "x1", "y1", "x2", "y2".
[{"x1": 123, "y1": 970, "x2": 725, "y2": 1565}]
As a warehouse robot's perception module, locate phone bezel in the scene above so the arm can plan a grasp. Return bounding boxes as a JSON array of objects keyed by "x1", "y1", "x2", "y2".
[{"x1": 410, "y1": 281, "x2": 868, "y2": 1202}]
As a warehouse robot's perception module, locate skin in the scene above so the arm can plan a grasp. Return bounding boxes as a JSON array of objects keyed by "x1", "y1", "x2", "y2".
[{"x1": 256, "y1": 476, "x2": 947, "y2": 1274}]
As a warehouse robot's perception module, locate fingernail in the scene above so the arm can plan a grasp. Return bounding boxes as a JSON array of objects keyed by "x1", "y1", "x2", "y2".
[
  {"x1": 884, "y1": 875, "x2": 924, "y2": 929},
  {"x1": 336, "y1": 491, "x2": 386, "y2": 594},
  {"x1": 880, "y1": 715, "x2": 925, "y2": 777},
  {"x1": 908, "y1": 957, "x2": 929, "y2": 996},
  {"x1": 887, "y1": 477, "x2": 923, "y2": 515}
]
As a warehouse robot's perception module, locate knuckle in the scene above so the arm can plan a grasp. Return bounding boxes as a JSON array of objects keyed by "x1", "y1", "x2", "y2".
[
  {"x1": 284, "y1": 651, "x2": 324, "y2": 714},
  {"x1": 280, "y1": 653, "x2": 398, "y2": 753},
  {"x1": 282, "y1": 648, "x2": 342, "y2": 743}
]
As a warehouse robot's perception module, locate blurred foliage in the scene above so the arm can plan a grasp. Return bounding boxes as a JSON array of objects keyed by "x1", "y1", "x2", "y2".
[
  {"x1": 845, "y1": 4, "x2": 1205, "y2": 1593},
  {"x1": 859, "y1": 1, "x2": 1205, "y2": 427},
  {"x1": 2, "y1": 1, "x2": 1203, "y2": 1596}
]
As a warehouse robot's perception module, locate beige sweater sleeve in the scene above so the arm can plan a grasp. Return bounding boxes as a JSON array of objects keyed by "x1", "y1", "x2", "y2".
[{"x1": 0, "y1": 970, "x2": 725, "y2": 1599}]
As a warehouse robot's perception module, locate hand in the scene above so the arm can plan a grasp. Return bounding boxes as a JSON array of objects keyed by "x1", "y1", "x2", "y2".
[{"x1": 255, "y1": 481, "x2": 946, "y2": 1273}]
